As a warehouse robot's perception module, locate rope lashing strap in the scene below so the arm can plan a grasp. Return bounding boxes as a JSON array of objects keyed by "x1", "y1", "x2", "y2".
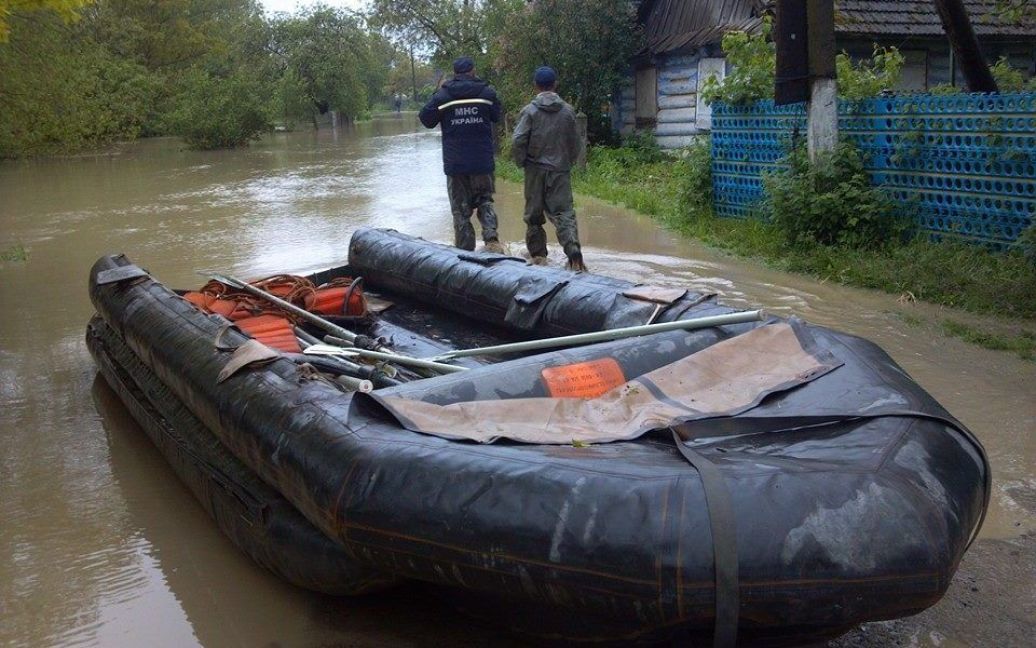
[{"x1": 670, "y1": 428, "x2": 739, "y2": 648}]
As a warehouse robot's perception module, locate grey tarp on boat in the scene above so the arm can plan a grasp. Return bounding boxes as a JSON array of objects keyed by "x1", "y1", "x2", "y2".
[{"x1": 364, "y1": 321, "x2": 844, "y2": 444}]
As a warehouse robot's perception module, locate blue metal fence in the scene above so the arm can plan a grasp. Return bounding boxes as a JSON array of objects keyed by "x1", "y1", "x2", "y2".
[{"x1": 711, "y1": 93, "x2": 1036, "y2": 246}]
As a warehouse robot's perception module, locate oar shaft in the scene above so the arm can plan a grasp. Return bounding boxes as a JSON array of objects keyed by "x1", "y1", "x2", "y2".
[
  {"x1": 438, "y1": 310, "x2": 765, "y2": 360},
  {"x1": 308, "y1": 342, "x2": 468, "y2": 374}
]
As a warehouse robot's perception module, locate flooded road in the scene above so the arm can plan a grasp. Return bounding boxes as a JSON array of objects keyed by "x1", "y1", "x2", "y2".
[{"x1": 1, "y1": 115, "x2": 1033, "y2": 647}]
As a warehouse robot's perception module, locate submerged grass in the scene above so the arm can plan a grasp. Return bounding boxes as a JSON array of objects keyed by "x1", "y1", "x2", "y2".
[
  {"x1": 942, "y1": 320, "x2": 1036, "y2": 360},
  {"x1": 498, "y1": 147, "x2": 1036, "y2": 321},
  {"x1": 1, "y1": 243, "x2": 29, "y2": 264}
]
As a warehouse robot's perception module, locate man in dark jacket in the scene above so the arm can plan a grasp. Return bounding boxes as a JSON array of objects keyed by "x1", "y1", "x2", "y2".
[
  {"x1": 419, "y1": 57, "x2": 504, "y2": 253},
  {"x1": 511, "y1": 66, "x2": 586, "y2": 271}
]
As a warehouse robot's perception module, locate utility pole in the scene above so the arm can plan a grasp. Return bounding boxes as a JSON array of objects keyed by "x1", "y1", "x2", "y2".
[
  {"x1": 806, "y1": 0, "x2": 837, "y2": 160},
  {"x1": 774, "y1": 0, "x2": 838, "y2": 160},
  {"x1": 932, "y1": 0, "x2": 998, "y2": 92}
]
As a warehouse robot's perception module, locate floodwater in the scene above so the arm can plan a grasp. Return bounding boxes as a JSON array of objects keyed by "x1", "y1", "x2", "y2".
[{"x1": 1, "y1": 115, "x2": 1033, "y2": 647}]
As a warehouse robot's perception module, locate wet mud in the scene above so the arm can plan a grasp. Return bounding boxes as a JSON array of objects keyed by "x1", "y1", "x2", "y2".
[{"x1": 1, "y1": 115, "x2": 1033, "y2": 646}]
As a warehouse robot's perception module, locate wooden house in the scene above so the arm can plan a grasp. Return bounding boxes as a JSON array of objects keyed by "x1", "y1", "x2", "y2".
[{"x1": 615, "y1": 0, "x2": 1036, "y2": 148}]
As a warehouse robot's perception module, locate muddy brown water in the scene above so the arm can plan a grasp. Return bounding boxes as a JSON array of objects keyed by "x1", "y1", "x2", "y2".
[{"x1": 1, "y1": 115, "x2": 1033, "y2": 647}]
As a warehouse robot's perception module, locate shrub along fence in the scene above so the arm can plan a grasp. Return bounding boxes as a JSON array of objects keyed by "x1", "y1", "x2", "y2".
[{"x1": 711, "y1": 93, "x2": 1036, "y2": 247}]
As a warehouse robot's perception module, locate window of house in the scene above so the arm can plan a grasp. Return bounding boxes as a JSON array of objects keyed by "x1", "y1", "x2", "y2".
[
  {"x1": 635, "y1": 66, "x2": 657, "y2": 126},
  {"x1": 899, "y1": 50, "x2": 928, "y2": 91},
  {"x1": 696, "y1": 58, "x2": 726, "y2": 130}
]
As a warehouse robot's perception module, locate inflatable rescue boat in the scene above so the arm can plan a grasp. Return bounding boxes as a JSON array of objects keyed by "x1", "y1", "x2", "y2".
[{"x1": 86, "y1": 227, "x2": 990, "y2": 646}]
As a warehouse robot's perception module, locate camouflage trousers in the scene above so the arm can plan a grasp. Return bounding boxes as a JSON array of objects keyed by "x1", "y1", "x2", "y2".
[
  {"x1": 522, "y1": 166, "x2": 581, "y2": 259},
  {"x1": 447, "y1": 174, "x2": 499, "y2": 251}
]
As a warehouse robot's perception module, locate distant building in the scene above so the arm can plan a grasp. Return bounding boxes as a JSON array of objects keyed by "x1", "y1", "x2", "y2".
[{"x1": 615, "y1": 0, "x2": 1036, "y2": 148}]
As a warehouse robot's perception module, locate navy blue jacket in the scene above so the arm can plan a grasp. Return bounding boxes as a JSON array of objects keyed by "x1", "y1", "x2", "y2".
[{"x1": 419, "y1": 75, "x2": 501, "y2": 176}]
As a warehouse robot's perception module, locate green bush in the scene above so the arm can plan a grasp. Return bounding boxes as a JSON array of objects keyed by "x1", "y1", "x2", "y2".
[
  {"x1": 619, "y1": 131, "x2": 666, "y2": 163},
  {"x1": 1018, "y1": 224, "x2": 1036, "y2": 266},
  {"x1": 990, "y1": 56, "x2": 1036, "y2": 91},
  {"x1": 681, "y1": 135, "x2": 712, "y2": 213},
  {"x1": 764, "y1": 142, "x2": 908, "y2": 249},
  {"x1": 836, "y1": 46, "x2": 904, "y2": 101},
  {"x1": 700, "y1": 17, "x2": 774, "y2": 105},
  {"x1": 168, "y1": 69, "x2": 272, "y2": 150}
]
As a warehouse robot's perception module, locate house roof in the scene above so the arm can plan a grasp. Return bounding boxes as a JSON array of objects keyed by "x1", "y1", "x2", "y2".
[
  {"x1": 638, "y1": 0, "x2": 766, "y2": 55},
  {"x1": 638, "y1": 0, "x2": 1036, "y2": 56},
  {"x1": 835, "y1": 1, "x2": 1036, "y2": 38}
]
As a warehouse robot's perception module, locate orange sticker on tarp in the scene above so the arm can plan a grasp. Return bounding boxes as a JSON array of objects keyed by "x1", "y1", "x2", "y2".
[{"x1": 541, "y1": 358, "x2": 626, "y2": 398}]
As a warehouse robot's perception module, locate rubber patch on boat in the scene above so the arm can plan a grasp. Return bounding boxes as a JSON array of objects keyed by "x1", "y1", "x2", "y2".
[{"x1": 541, "y1": 358, "x2": 626, "y2": 398}]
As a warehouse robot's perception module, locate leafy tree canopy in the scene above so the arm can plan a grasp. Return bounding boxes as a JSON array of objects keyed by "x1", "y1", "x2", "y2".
[
  {"x1": 369, "y1": 0, "x2": 520, "y2": 78},
  {"x1": 496, "y1": 0, "x2": 640, "y2": 143},
  {"x1": 0, "y1": 0, "x2": 90, "y2": 41}
]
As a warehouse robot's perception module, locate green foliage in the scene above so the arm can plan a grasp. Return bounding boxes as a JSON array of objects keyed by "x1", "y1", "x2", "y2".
[
  {"x1": 0, "y1": 12, "x2": 156, "y2": 156},
  {"x1": 496, "y1": 0, "x2": 640, "y2": 142},
  {"x1": 836, "y1": 46, "x2": 904, "y2": 101},
  {"x1": 0, "y1": 0, "x2": 89, "y2": 41},
  {"x1": 700, "y1": 17, "x2": 773, "y2": 106},
  {"x1": 992, "y1": 0, "x2": 1036, "y2": 23},
  {"x1": 681, "y1": 136, "x2": 712, "y2": 213},
  {"x1": 370, "y1": 0, "x2": 520, "y2": 77},
  {"x1": 166, "y1": 67, "x2": 271, "y2": 149},
  {"x1": 619, "y1": 131, "x2": 666, "y2": 163},
  {"x1": 1, "y1": 242, "x2": 28, "y2": 263},
  {"x1": 1, "y1": 0, "x2": 406, "y2": 154},
  {"x1": 701, "y1": 23, "x2": 911, "y2": 105},
  {"x1": 271, "y1": 7, "x2": 381, "y2": 125},
  {"x1": 942, "y1": 319, "x2": 1035, "y2": 360},
  {"x1": 764, "y1": 142, "x2": 907, "y2": 249},
  {"x1": 989, "y1": 56, "x2": 1036, "y2": 91},
  {"x1": 1018, "y1": 224, "x2": 1036, "y2": 266}
]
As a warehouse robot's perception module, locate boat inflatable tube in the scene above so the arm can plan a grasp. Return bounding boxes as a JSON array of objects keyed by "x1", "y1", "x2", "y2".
[{"x1": 88, "y1": 233, "x2": 990, "y2": 646}]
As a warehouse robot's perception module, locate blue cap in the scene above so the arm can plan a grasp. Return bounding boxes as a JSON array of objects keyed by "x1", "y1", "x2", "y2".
[
  {"x1": 453, "y1": 56, "x2": 475, "y2": 74},
  {"x1": 534, "y1": 66, "x2": 557, "y2": 87}
]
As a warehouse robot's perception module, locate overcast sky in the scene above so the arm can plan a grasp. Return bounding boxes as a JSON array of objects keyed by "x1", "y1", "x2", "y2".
[{"x1": 259, "y1": 0, "x2": 367, "y2": 15}]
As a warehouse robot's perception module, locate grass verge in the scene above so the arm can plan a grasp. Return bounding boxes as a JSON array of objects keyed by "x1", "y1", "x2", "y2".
[{"x1": 498, "y1": 148, "x2": 1036, "y2": 322}]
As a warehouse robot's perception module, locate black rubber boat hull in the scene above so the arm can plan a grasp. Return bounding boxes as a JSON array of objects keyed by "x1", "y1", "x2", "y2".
[
  {"x1": 86, "y1": 231, "x2": 990, "y2": 645},
  {"x1": 87, "y1": 315, "x2": 395, "y2": 596}
]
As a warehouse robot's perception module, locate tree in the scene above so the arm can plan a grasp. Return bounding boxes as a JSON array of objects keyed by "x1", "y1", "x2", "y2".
[
  {"x1": 270, "y1": 6, "x2": 377, "y2": 126},
  {"x1": 167, "y1": 67, "x2": 271, "y2": 148},
  {"x1": 932, "y1": 0, "x2": 998, "y2": 92},
  {"x1": 0, "y1": 0, "x2": 90, "y2": 41},
  {"x1": 0, "y1": 10, "x2": 155, "y2": 156},
  {"x1": 496, "y1": 0, "x2": 640, "y2": 142},
  {"x1": 369, "y1": 0, "x2": 519, "y2": 74}
]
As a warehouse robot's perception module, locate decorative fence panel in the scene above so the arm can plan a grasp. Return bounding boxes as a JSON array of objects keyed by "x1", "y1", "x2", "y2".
[{"x1": 711, "y1": 93, "x2": 1036, "y2": 246}]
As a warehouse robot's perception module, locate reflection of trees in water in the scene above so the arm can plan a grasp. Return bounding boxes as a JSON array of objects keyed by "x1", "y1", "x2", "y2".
[
  {"x1": 0, "y1": 370, "x2": 140, "y2": 646},
  {"x1": 94, "y1": 375, "x2": 514, "y2": 647}
]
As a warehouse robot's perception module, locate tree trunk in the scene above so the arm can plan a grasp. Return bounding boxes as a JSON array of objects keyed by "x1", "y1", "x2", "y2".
[
  {"x1": 932, "y1": 0, "x2": 999, "y2": 92},
  {"x1": 409, "y1": 45, "x2": 418, "y2": 101}
]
